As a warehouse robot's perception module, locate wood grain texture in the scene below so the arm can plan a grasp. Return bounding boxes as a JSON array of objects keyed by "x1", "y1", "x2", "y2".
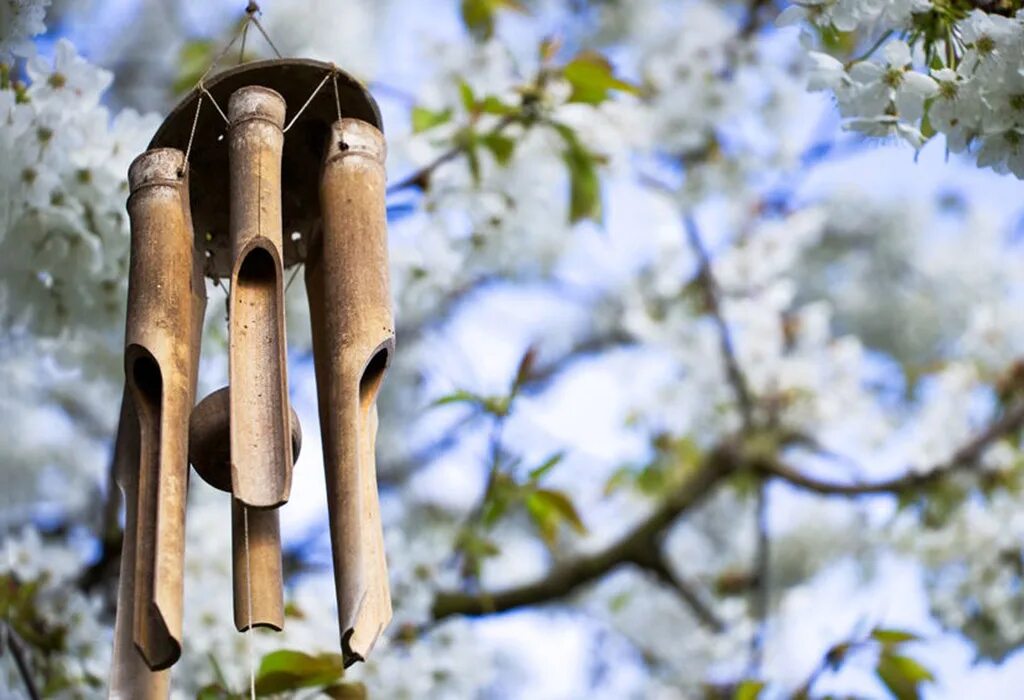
[
  {"x1": 231, "y1": 500, "x2": 285, "y2": 631},
  {"x1": 306, "y1": 118, "x2": 393, "y2": 666},
  {"x1": 227, "y1": 86, "x2": 293, "y2": 509},
  {"x1": 109, "y1": 394, "x2": 170, "y2": 698},
  {"x1": 124, "y1": 148, "x2": 205, "y2": 671}
]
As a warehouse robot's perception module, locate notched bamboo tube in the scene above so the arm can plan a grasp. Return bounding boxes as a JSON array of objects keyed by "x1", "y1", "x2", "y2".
[
  {"x1": 125, "y1": 148, "x2": 203, "y2": 671},
  {"x1": 109, "y1": 394, "x2": 169, "y2": 699},
  {"x1": 306, "y1": 118, "x2": 393, "y2": 666},
  {"x1": 227, "y1": 86, "x2": 292, "y2": 509},
  {"x1": 188, "y1": 386, "x2": 303, "y2": 630}
]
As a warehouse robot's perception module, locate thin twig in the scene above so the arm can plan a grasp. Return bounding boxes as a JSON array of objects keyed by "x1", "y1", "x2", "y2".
[
  {"x1": 748, "y1": 483, "x2": 770, "y2": 673},
  {"x1": 638, "y1": 548, "x2": 726, "y2": 632},
  {"x1": 764, "y1": 400, "x2": 1024, "y2": 496},
  {"x1": 387, "y1": 115, "x2": 517, "y2": 195},
  {"x1": 683, "y1": 214, "x2": 756, "y2": 429},
  {"x1": 1, "y1": 622, "x2": 41, "y2": 700}
]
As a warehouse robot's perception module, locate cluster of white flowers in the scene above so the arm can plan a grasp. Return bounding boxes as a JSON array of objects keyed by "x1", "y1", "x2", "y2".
[
  {"x1": 778, "y1": 0, "x2": 929, "y2": 36},
  {"x1": 895, "y1": 487, "x2": 1024, "y2": 660},
  {"x1": 791, "y1": 2, "x2": 1024, "y2": 176},
  {"x1": 0, "y1": 0, "x2": 49, "y2": 61},
  {"x1": 0, "y1": 38, "x2": 159, "y2": 337},
  {"x1": 2, "y1": 527, "x2": 111, "y2": 697}
]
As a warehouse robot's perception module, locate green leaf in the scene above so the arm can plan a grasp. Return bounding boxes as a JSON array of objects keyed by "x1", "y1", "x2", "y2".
[
  {"x1": 562, "y1": 51, "x2": 639, "y2": 105},
  {"x1": 174, "y1": 39, "x2": 216, "y2": 95},
  {"x1": 511, "y1": 345, "x2": 538, "y2": 391},
  {"x1": 876, "y1": 653, "x2": 934, "y2": 700},
  {"x1": 460, "y1": 0, "x2": 527, "y2": 40},
  {"x1": 526, "y1": 488, "x2": 587, "y2": 544},
  {"x1": 603, "y1": 466, "x2": 635, "y2": 496},
  {"x1": 196, "y1": 685, "x2": 236, "y2": 700},
  {"x1": 481, "y1": 472, "x2": 517, "y2": 527},
  {"x1": 459, "y1": 80, "x2": 476, "y2": 113},
  {"x1": 480, "y1": 95, "x2": 515, "y2": 115},
  {"x1": 455, "y1": 529, "x2": 501, "y2": 579},
  {"x1": 411, "y1": 106, "x2": 453, "y2": 133},
  {"x1": 871, "y1": 628, "x2": 920, "y2": 647},
  {"x1": 456, "y1": 126, "x2": 483, "y2": 183},
  {"x1": 323, "y1": 682, "x2": 368, "y2": 699},
  {"x1": 461, "y1": 0, "x2": 495, "y2": 39},
  {"x1": 733, "y1": 679, "x2": 766, "y2": 700},
  {"x1": 254, "y1": 650, "x2": 345, "y2": 695},
  {"x1": 431, "y1": 389, "x2": 485, "y2": 408},
  {"x1": 480, "y1": 131, "x2": 516, "y2": 166},
  {"x1": 528, "y1": 452, "x2": 565, "y2": 482},
  {"x1": 555, "y1": 123, "x2": 602, "y2": 223},
  {"x1": 539, "y1": 36, "x2": 561, "y2": 64}
]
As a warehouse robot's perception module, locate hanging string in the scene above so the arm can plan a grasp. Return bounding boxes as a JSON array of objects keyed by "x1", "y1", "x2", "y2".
[
  {"x1": 243, "y1": 505, "x2": 256, "y2": 700},
  {"x1": 282, "y1": 70, "x2": 334, "y2": 133},
  {"x1": 332, "y1": 69, "x2": 343, "y2": 122},
  {"x1": 249, "y1": 15, "x2": 283, "y2": 59},
  {"x1": 201, "y1": 85, "x2": 230, "y2": 125},
  {"x1": 285, "y1": 261, "x2": 302, "y2": 291},
  {"x1": 180, "y1": 93, "x2": 204, "y2": 177},
  {"x1": 238, "y1": 20, "x2": 251, "y2": 64}
]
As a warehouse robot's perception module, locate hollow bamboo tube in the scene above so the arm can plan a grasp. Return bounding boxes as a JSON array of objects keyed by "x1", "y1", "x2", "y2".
[
  {"x1": 306, "y1": 118, "x2": 393, "y2": 665},
  {"x1": 227, "y1": 85, "x2": 292, "y2": 509},
  {"x1": 109, "y1": 394, "x2": 170, "y2": 699},
  {"x1": 187, "y1": 386, "x2": 302, "y2": 630},
  {"x1": 124, "y1": 148, "x2": 204, "y2": 671},
  {"x1": 231, "y1": 499, "x2": 285, "y2": 631}
]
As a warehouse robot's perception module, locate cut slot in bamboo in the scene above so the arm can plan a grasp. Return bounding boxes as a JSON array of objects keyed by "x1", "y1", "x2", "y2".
[
  {"x1": 109, "y1": 393, "x2": 170, "y2": 699},
  {"x1": 124, "y1": 148, "x2": 204, "y2": 671},
  {"x1": 306, "y1": 118, "x2": 393, "y2": 666},
  {"x1": 227, "y1": 85, "x2": 292, "y2": 509}
]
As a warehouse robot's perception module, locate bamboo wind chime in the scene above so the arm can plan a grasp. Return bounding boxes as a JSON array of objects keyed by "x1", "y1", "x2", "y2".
[{"x1": 109, "y1": 17, "x2": 393, "y2": 697}]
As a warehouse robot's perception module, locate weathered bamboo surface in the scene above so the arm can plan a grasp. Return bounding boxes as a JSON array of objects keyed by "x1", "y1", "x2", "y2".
[
  {"x1": 228, "y1": 86, "x2": 292, "y2": 509},
  {"x1": 187, "y1": 386, "x2": 303, "y2": 630},
  {"x1": 231, "y1": 500, "x2": 285, "y2": 631},
  {"x1": 109, "y1": 394, "x2": 170, "y2": 699},
  {"x1": 306, "y1": 118, "x2": 393, "y2": 665},
  {"x1": 124, "y1": 148, "x2": 204, "y2": 671}
]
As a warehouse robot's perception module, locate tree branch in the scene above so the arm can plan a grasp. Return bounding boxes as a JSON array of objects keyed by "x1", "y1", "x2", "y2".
[
  {"x1": 764, "y1": 400, "x2": 1024, "y2": 496},
  {"x1": 634, "y1": 546, "x2": 726, "y2": 632},
  {"x1": 1, "y1": 622, "x2": 41, "y2": 700},
  {"x1": 683, "y1": 215, "x2": 756, "y2": 430},
  {"x1": 430, "y1": 399, "x2": 1024, "y2": 623},
  {"x1": 431, "y1": 442, "x2": 749, "y2": 621},
  {"x1": 387, "y1": 115, "x2": 517, "y2": 195}
]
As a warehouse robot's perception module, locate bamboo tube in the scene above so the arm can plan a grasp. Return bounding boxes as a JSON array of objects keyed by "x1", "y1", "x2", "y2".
[
  {"x1": 188, "y1": 386, "x2": 303, "y2": 630},
  {"x1": 124, "y1": 148, "x2": 203, "y2": 671},
  {"x1": 231, "y1": 500, "x2": 285, "y2": 631},
  {"x1": 227, "y1": 86, "x2": 292, "y2": 509},
  {"x1": 306, "y1": 118, "x2": 393, "y2": 665},
  {"x1": 109, "y1": 394, "x2": 170, "y2": 699}
]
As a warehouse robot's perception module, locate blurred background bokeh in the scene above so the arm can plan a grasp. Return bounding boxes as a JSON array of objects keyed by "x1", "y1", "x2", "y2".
[{"x1": 6, "y1": 0, "x2": 1024, "y2": 697}]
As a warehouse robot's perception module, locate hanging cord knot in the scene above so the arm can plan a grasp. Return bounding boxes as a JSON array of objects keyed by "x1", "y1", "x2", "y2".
[{"x1": 245, "y1": 1, "x2": 261, "y2": 15}]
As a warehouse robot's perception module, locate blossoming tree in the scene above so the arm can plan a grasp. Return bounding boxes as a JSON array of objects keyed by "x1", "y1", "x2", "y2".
[{"x1": 4, "y1": 0, "x2": 1024, "y2": 697}]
